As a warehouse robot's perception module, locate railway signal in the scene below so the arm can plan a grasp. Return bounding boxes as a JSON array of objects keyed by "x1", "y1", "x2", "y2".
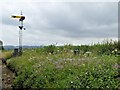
[{"x1": 11, "y1": 11, "x2": 25, "y2": 55}]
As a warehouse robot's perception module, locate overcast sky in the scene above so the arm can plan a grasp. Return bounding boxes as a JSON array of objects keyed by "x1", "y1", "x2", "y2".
[{"x1": 0, "y1": 0, "x2": 118, "y2": 46}]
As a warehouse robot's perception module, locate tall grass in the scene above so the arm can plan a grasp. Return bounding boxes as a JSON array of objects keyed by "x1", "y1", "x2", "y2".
[
  {"x1": 42, "y1": 40, "x2": 118, "y2": 56},
  {"x1": 6, "y1": 40, "x2": 120, "y2": 88},
  {"x1": 0, "y1": 51, "x2": 13, "y2": 59}
]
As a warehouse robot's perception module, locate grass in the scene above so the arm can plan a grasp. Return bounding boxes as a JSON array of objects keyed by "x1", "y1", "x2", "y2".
[
  {"x1": 0, "y1": 50, "x2": 13, "y2": 59},
  {"x1": 4, "y1": 40, "x2": 120, "y2": 88}
]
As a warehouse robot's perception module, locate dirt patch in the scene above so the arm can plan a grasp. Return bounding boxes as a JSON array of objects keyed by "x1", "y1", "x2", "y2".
[
  {"x1": 1, "y1": 61, "x2": 15, "y2": 89},
  {"x1": 2, "y1": 63, "x2": 15, "y2": 89}
]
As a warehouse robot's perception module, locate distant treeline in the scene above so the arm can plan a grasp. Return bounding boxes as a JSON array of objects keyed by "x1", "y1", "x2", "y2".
[
  {"x1": 2, "y1": 40, "x2": 119, "y2": 56},
  {"x1": 3, "y1": 46, "x2": 42, "y2": 50},
  {"x1": 41, "y1": 40, "x2": 119, "y2": 56}
]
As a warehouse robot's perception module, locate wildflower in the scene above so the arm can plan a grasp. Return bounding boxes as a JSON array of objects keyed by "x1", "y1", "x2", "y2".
[
  {"x1": 85, "y1": 72, "x2": 88, "y2": 75},
  {"x1": 46, "y1": 57, "x2": 48, "y2": 59},
  {"x1": 93, "y1": 57, "x2": 97, "y2": 59},
  {"x1": 82, "y1": 64, "x2": 85, "y2": 66},
  {"x1": 84, "y1": 51, "x2": 92, "y2": 56},
  {"x1": 112, "y1": 51, "x2": 114, "y2": 53},
  {"x1": 86, "y1": 86, "x2": 90, "y2": 88},
  {"x1": 115, "y1": 49, "x2": 117, "y2": 52},
  {"x1": 70, "y1": 81, "x2": 73, "y2": 83}
]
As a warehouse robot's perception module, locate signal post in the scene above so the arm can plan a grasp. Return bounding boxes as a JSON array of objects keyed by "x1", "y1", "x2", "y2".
[{"x1": 11, "y1": 11, "x2": 25, "y2": 56}]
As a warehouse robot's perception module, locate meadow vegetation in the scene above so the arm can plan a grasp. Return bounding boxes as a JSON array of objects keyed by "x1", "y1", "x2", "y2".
[
  {"x1": 4, "y1": 40, "x2": 120, "y2": 88},
  {"x1": 0, "y1": 50, "x2": 13, "y2": 60}
]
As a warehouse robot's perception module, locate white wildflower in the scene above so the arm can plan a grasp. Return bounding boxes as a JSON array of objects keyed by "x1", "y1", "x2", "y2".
[{"x1": 71, "y1": 81, "x2": 73, "y2": 83}]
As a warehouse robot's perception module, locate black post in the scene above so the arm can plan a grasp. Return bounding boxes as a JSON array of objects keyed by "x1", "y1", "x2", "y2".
[{"x1": 13, "y1": 48, "x2": 19, "y2": 57}]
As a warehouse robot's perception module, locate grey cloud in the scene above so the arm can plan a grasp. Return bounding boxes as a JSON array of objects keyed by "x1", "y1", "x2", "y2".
[
  {"x1": 1, "y1": 2, "x2": 118, "y2": 45},
  {"x1": 2, "y1": 15, "x2": 19, "y2": 26},
  {"x1": 42, "y1": 2, "x2": 118, "y2": 38}
]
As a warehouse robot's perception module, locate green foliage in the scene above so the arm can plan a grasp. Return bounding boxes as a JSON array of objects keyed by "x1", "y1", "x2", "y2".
[
  {"x1": 44, "y1": 45, "x2": 56, "y2": 54},
  {"x1": 6, "y1": 40, "x2": 120, "y2": 89},
  {"x1": 91, "y1": 40, "x2": 118, "y2": 55}
]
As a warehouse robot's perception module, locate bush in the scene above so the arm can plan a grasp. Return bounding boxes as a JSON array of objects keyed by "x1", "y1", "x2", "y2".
[{"x1": 44, "y1": 45, "x2": 56, "y2": 54}]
